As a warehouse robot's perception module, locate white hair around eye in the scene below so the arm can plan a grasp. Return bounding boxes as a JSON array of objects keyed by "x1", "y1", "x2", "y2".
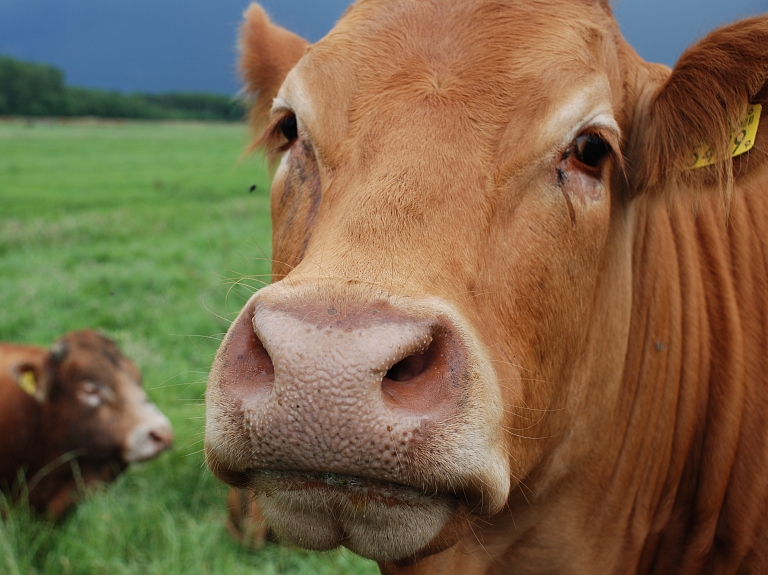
[{"x1": 77, "y1": 381, "x2": 103, "y2": 408}]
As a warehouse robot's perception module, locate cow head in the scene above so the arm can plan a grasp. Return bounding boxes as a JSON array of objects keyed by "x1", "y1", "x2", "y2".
[
  {"x1": 206, "y1": 0, "x2": 768, "y2": 567},
  {"x1": 13, "y1": 330, "x2": 173, "y2": 466}
]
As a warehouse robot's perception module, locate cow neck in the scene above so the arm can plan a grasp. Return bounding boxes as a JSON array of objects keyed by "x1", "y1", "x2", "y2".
[
  {"x1": 0, "y1": 376, "x2": 45, "y2": 478},
  {"x1": 621, "y1": 187, "x2": 768, "y2": 573}
]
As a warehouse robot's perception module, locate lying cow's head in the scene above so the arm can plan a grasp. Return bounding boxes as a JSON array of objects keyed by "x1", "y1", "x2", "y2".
[
  {"x1": 206, "y1": 0, "x2": 768, "y2": 568},
  {"x1": 11, "y1": 330, "x2": 173, "y2": 472}
]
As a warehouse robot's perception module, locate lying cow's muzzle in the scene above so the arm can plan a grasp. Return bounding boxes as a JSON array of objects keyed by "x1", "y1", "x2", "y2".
[
  {"x1": 205, "y1": 282, "x2": 510, "y2": 561},
  {"x1": 123, "y1": 405, "x2": 174, "y2": 463}
]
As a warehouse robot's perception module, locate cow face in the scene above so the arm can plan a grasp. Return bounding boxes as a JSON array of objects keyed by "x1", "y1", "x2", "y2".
[
  {"x1": 28, "y1": 330, "x2": 173, "y2": 465},
  {"x1": 206, "y1": 0, "x2": 768, "y2": 567},
  {"x1": 206, "y1": 0, "x2": 630, "y2": 563}
]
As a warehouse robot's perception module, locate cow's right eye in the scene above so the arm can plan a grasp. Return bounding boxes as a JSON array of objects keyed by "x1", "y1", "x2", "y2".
[
  {"x1": 78, "y1": 381, "x2": 103, "y2": 408},
  {"x1": 573, "y1": 133, "x2": 610, "y2": 169},
  {"x1": 278, "y1": 114, "x2": 298, "y2": 143}
]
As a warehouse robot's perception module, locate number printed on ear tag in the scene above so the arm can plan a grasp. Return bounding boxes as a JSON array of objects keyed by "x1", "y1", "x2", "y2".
[{"x1": 692, "y1": 104, "x2": 762, "y2": 169}]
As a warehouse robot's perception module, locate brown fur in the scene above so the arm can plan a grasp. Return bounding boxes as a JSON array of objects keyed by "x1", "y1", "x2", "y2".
[{"x1": 208, "y1": 2, "x2": 768, "y2": 573}]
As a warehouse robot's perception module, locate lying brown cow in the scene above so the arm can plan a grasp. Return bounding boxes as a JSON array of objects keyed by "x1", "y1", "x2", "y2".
[
  {"x1": 0, "y1": 330, "x2": 173, "y2": 519},
  {"x1": 206, "y1": 1, "x2": 768, "y2": 573}
]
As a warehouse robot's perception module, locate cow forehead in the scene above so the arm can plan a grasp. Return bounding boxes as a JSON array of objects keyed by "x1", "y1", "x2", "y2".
[
  {"x1": 279, "y1": 0, "x2": 621, "y2": 165},
  {"x1": 60, "y1": 338, "x2": 141, "y2": 388}
]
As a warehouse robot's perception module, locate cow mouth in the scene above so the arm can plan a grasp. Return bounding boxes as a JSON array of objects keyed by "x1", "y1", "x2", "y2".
[
  {"x1": 213, "y1": 463, "x2": 459, "y2": 505},
  {"x1": 254, "y1": 469, "x2": 445, "y2": 503},
  {"x1": 235, "y1": 468, "x2": 467, "y2": 562}
]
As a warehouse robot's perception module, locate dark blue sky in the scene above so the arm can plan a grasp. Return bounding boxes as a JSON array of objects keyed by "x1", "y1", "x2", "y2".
[{"x1": 0, "y1": 0, "x2": 765, "y2": 95}]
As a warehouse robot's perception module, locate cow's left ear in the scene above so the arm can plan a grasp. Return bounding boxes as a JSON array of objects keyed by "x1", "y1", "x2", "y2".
[
  {"x1": 239, "y1": 3, "x2": 309, "y2": 138},
  {"x1": 631, "y1": 16, "x2": 768, "y2": 197},
  {"x1": 10, "y1": 362, "x2": 50, "y2": 403}
]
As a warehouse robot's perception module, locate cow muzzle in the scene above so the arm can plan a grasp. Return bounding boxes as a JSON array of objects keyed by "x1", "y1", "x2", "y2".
[
  {"x1": 123, "y1": 403, "x2": 174, "y2": 463},
  {"x1": 205, "y1": 283, "x2": 509, "y2": 561}
]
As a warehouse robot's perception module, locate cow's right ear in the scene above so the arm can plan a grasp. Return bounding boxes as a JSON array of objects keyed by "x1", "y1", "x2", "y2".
[
  {"x1": 9, "y1": 362, "x2": 50, "y2": 403},
  {"x1": 239, "y1": 3, "x2": 309, "y2": 138}
]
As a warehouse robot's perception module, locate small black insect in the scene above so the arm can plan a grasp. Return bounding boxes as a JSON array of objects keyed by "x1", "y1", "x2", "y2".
[{"x1": 249, "y1": 184, "x2": 257, "y2": 193}]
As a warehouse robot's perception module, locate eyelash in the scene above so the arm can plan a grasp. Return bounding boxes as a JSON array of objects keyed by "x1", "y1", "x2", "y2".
[
  {"x1": 260, "y1": 112, "x2": 300, "y2": 162},
  {"x1": 572, "y1": 133, "x2": 610, "y2": 170},
  {"x1": 278, "y1": 114, "x2": 298, "y2": 143},
  {"x1": 560, "y1": 130, "x2": 615, "y2": 180}
]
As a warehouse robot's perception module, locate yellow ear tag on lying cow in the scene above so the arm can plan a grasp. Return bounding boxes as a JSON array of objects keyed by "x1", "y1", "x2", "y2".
[
  {"x1": 692, "y1": 104, "x2": 762, "y2": 169},
  {"x1": 18, "y1": 370, "x2": 38, "y2": 396}
]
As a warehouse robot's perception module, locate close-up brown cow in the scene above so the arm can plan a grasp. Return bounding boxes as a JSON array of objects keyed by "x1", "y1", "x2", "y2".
[
  {"x1": 205, "y1": 0, "x2": 768, "y2": 573},
  {"x1": 0, "y1": 330, "x2": 173, "y2": 519}
]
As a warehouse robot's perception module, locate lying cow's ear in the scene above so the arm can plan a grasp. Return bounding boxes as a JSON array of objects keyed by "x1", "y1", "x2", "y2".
[
  {"x1": 632, "y1": 16, "x2": 768, "y2": 198},
  {"x1": 239, "y1": 3, "x2": 309, "y2": 138},
  {"x1": 10, "y1": 363, "x2": 50, "y2": 403},
  {"x1": 50, "y1": 340, "x2": 68, "y2": 363}
]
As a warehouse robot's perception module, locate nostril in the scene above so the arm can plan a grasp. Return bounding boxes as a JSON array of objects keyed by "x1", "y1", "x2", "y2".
[
  {"x1": 148, "y1": 427, "x2": 173, "y2": 449},
  {"x1": 244, "y1": 330, "x2": 275, "y2": 385},
  {"x1": 219, "y1": 304, "x2": 276, "y2": 397},
  {"x1": 382, "y1": 332, "x2": 452, "y2": 413},
  {"x1": 377, "y1": 320, "x2": 466, "y2": 416},
  {"x1": 149, "y1": 430, "x2": 164, "y2": 446},
  {"x1": 385, "y1": 348, "x2": 432, "y2": 382}
]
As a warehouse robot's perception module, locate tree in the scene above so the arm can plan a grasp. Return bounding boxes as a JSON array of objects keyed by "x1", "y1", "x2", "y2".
[
  {"x1": 0, "y1": 55, "x2": 245, "y2": 120},
  {"x1": 0, "y1": 56, "x2": 67, "y2": 116}
]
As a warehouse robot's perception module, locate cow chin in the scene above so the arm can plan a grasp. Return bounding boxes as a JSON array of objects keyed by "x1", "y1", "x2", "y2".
[{"x1": 250, "y1": 471, "x2": 466, "y2": 562}]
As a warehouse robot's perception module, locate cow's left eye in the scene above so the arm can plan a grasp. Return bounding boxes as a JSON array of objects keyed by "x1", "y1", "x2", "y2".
[
  {"x1": 278, "y1": 114, "x2": 298, "y2": 143},
  {"x1": 573, "y1": 133, "x2": 610, "y2": 169}
]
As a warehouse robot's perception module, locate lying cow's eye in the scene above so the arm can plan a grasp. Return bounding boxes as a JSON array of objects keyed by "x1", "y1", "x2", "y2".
[
  {"x1": 278, "y1": 114, "x2": 298, "y2": 143},
  {"x1": 78, "y1": 381, "x2": 103, "y2": 407},
  {"x1": 573, "y1": 133, "x2": 610, "y2": 169}
]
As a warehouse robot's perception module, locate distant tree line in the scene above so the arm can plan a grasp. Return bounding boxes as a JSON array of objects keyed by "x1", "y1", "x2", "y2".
[{"x1": 0, "y1": 55, "x2": 246, "y2": 121}]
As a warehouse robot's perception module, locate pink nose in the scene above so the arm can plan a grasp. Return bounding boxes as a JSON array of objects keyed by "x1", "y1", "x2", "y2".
[
  {"x1": 212, "y1": 295, "x2": 469, "y2": 485},
  {"x1": 148, "y1": 425, "x2": 174, "y2": 452},
  {"x1": 124, "y1": 414, "x2": 174, "y2": 463}
]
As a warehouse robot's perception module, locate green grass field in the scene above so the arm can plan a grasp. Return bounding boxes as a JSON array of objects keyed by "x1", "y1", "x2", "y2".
[{"x1": 0, "y1": 119, "x2": 378, "y2": 575}]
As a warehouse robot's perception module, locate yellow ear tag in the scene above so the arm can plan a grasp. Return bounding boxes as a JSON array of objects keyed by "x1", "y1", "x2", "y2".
[
  {"x1": 18, "y1": 370, "x2": 37, "y2": 396},
  {"x1": 692, "y1": 104, "x2": 762, "y2": 169}
]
